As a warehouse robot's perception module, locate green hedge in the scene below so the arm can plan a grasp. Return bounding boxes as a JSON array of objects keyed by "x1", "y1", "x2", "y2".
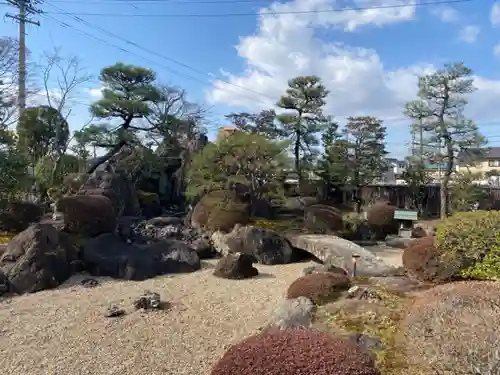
[{"x1": 435, "y1": 210, "x2": 500, "y2": 280}]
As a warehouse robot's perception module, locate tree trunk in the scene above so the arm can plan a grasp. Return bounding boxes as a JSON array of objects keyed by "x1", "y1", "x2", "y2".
[
  {"x1": 87, "y1": 140, "x2": 126, "y2": 174},
  {"x1": 294, "y1": 131, "x2": 301, "y2": 183},
  {"x1": 440, "y1": 137, "x2": 454, "y2": 219}
]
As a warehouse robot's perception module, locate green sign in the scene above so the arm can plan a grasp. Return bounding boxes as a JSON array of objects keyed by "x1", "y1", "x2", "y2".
[{"x1": 393, "y1": 210, "x2": 418, "y2": 221}]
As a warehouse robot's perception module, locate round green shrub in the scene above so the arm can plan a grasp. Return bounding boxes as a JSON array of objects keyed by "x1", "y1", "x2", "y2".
[
  {"x1": 435, "y1": 210, "x2": 500, "y2": 280},
  {"x1": 210, "y1": 328, "x2": 380, "y2": 375},
  {"x1": 286, "y1": 272, "x2": 351, "y2": 305}
]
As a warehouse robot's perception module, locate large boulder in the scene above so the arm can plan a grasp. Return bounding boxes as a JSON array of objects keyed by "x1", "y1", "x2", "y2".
[
  {"x1": 82, "y1": 234, "x2": 200, "y2": 280},
  {"x1": 0, "y1": 201, "x2": 45, "y2": 233},
  {"x1": 0, "y1": 224, "x2": 78, "y2": 293},
  {"x1": 80, "y1": 170, "x2": 141, "y2": 217},
  {"x1": 288, "y1": 234, "x2": 397, "y2": 277},
  {"x1": 191, "y1": 190, "x2": 250, "y2": 233},
  {"x1": 213, "y1": 253, "x2": 258, "y2": 280},
  {"x1": 59, "y1": 195, "x2": 116, "y2": 237},
  {"x1": 211, "y1": 225, "x2": 294, "y2": 265}
]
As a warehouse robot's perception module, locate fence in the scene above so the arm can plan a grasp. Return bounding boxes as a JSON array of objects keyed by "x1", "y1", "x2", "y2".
[{"x1": 285, "y1": 182, "x2": 500, "y2": 218}]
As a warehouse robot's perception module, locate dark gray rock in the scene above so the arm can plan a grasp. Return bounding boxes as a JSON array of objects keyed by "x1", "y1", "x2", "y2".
[
  {"x1": 104, "y1": 304, "x2": 125, "y2": 318},
  {"x1": 213, "y1": 253, "x2": 258, "y2": 280},
  {"x1": 0, "y1": 224, "x2": 78, "y2": 294},
  {"x1": 82, "y1": 234, "x2": 200, "y2": 280},
  {"x1": 133, "y1": 290, "x2": 162, "y2": 310}
]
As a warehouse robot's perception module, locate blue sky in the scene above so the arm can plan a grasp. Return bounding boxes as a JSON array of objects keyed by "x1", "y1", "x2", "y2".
[{"x1": 0, "y1": 0, "x2": 499, "y2": 158}]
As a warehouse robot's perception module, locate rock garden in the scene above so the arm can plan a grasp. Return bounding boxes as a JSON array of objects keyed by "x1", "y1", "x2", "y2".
[{"x1": 0, "y1": 168, "x2": 498, "y2": 375}]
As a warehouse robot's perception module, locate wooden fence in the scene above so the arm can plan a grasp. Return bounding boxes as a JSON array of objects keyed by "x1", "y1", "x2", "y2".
[{"x1": 285, "y1": 182, "x2": 500, "y2": 218}]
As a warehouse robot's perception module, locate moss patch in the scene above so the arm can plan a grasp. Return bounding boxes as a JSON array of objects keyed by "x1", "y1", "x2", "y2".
[
  {"x1": 251, "y1": 218, "x2": 305, "y2": 235},
  {"x1": 0, "y1": 232, "x2": 15, "y2": 244},
  {"x1": 312, "y1": 286, "x2": 424, "y2": 375}
]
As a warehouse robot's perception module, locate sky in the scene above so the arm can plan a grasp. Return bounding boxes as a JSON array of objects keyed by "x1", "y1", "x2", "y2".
[{"x1": 0, "y1": 0, "x2": 499, "y2": 158}]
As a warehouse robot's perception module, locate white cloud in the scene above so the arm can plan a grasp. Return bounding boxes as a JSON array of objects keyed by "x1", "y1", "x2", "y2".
[
  {"x1": 430, "y1": 5, "x2": 460, "y2": 23},
  {"x1": 494, "y1": 43, "x2": 500, "y2": 58},
  {"x1": 207, "y1": 0, "x2": 500, "y2": 126},
  {"x1": 88, "y1": 87, "x2": 104, "y2": 99},
  {"x1": 492, "y1": 2, "x2": 500, "y2": 26},
  {"x1": 458, "y1": 25, "x2": 480, "y2": 44}
]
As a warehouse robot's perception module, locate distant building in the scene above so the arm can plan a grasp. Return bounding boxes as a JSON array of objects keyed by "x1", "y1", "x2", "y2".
[
  {"x1": 383, "y1": 158, "x2": 407, "y2": 184},
  {"x1": 456, "y1": 147, "x2": 500, "y2": 186},
  {"x1": 216, "y1": 126, "x2": 238, "y2": 142}
]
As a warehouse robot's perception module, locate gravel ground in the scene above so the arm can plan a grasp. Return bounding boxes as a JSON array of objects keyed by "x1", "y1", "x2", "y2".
[{"x1": 0, "y1": 259, "x2": 316, "y2": 375}]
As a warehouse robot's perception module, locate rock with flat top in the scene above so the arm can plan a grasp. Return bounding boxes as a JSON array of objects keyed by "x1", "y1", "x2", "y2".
[{"x1": 288, "y1": 234, "x2": 396, "y2": 277}]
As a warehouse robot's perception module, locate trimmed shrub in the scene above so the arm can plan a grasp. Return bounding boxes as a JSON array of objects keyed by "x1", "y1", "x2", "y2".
[
  {"x1": 0, "y1": 201, "x2": 44, "y2": 233},
  {"x1": 59, "y1": 195, "x2": 116, "y2": 238},
  {"x1": 436, "y1": 210, "x2": 500, "y2": 280},
  {"x1": 191, "y1": 190, "x2": 250, "y2": 233},
  {"x1": 402, "y1": 236, "x2": 448, "y2": 282},
  {"x1": 304, "y1": 204, "x2": 343, "y2": 234},
  {"x1": 211, "y1": 328, "x2": 380, "y2": 375},
  {"x1": 401, "y1": 281, "x2": 500, "y2": 375},
  {"x1": 410, "y1": 226, "x2": 426, "y2": 238},
  {"x1": 366, "y1": 202, "x2": 398, "y2": 239},
  {"x1": 287, "y1": 272, "x2": 351, "y2": 305}
]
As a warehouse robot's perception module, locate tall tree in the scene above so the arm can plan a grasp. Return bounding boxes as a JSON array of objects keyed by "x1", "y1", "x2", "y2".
[
  {"x1": 317, "y1": 121, "x2": 350, "y2": 186},
  {"x1": 17, "y1": 105, "x2": 69, "y2": 167},
  {"x1": 277, "y1": 75, "x2": 330, "y2": 182},
  {"x1": 343, "y1": 116, "x2": 388, "y2": 212},
  {"x1": 415, "y1": 62, "x2": 485, "y2": 218},
  {"x1": 88, "y1": 62, "x2": 160, "y2": 173},
  {"x1": 0, "y1": 124, "x2": 29, "y2": 201},
  {"x1": 225, "y1": 109, "x2": 284, "y2": 138}
]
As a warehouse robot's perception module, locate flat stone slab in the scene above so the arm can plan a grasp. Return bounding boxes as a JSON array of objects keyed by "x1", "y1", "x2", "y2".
[{"x1": 288, "y1": 234, "x2": 397, "y2": 277}]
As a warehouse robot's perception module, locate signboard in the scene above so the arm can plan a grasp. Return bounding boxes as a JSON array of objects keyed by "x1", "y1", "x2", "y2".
[{"x1": 393, "y1": 210, "x2": 419, "y2": 221}]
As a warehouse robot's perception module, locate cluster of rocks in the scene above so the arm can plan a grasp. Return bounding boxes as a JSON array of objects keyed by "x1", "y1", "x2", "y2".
[
  {"x1": 0, "y1": 169, "x2": 405, "y2": 298},
  {"x1": 105, "y1": 290, "x2": 165, "y2": 318}
]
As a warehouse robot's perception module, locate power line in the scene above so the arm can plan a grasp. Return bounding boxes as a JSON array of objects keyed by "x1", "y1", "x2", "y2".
[
  {"x1": 32, "y1": 0, "x2": 293, "y2": 3},
  {"x1": 42, "y1": 2, "x2": 283, "y2": 107},
  {"x1": 42, "y1": 0, "x2": 474, "y2": 18}
]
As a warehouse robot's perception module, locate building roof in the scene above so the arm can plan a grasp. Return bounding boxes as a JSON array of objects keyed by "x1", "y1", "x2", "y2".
[{"x1": 458, "y1": 147, "x2": 500, "y2": 162}]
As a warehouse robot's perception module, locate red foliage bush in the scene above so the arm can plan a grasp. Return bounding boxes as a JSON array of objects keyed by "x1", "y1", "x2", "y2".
[
  {"x1": 304, "y1": 204, "x2": 343, "y2": 234},
  {"x1": 401, "y1": 281, "x2": 500, "y2": 375},
  {"x1": 286, "y1": 272, "x2": 351, "y2": 305},
  {"x1": 366, "y1": 202, "x2": 398, "y2": 239},
  {"x1": 402, "y1": 236, "x2": 457, "y2": 282},
  {"x1": 210, "y1": 328, "x2": 380, "y2": 375}
]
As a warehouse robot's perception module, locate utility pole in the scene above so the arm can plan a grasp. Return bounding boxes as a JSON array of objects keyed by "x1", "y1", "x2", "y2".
[{"x1": 5, "y1": 0, "x2": 41, "y2": 115}]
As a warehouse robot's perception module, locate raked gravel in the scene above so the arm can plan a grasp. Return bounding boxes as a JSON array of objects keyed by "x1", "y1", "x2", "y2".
[{"x1": 0, "y1": 259, "x2": 317, "y2": 375}]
